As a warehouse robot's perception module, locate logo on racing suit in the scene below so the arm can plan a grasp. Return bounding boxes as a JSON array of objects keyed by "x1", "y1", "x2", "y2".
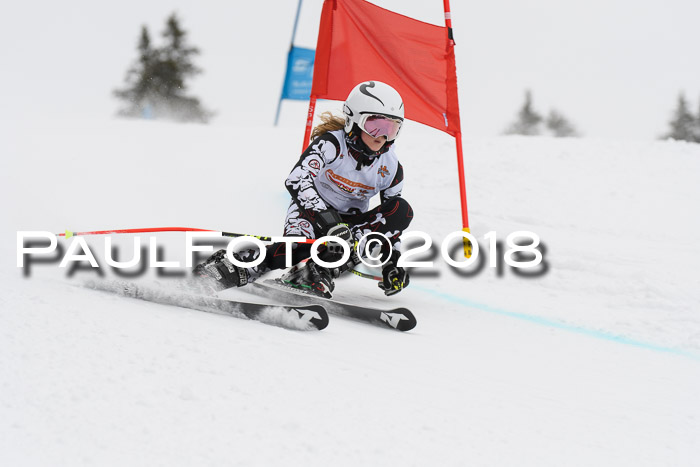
[
  {"x1": 377, "y1": 165, "x2": 390, "y2": 178},
  {"x1": 325, "y1": 169, "x2": 375, "y2": 196}
]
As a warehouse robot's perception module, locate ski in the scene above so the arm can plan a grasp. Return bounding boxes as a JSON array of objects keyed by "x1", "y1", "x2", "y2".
[
  {"x1": 83, "y1": 279, "x2": 329, "y2": 331},
  {"x1": 247, "y1": 279, "x2": 417, "y2": 331}
]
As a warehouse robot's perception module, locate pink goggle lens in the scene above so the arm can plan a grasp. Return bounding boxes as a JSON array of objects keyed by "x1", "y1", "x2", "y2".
[{"x1": 361, "y1": 115, "x2": 402, "y2": 140}]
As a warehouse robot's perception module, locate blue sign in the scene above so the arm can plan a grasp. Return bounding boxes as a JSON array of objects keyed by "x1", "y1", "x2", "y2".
[{"x1": 281, "y1": 46, "x2": 315, "y2": 100}]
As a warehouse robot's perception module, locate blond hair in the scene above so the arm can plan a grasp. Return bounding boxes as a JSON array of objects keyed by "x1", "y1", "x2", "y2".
[{"x1": 310, "y1": 111, "x2": 346, "y2": 141}]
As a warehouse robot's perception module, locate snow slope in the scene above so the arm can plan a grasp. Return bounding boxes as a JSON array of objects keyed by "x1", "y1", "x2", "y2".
[{"x1": 1, "y1": 117, "x2": 699, "y2": 466}]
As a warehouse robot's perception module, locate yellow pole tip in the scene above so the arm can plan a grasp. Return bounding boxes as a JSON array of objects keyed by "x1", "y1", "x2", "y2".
[{"x1": 462, "y1": 227, "x2": 472, "y2": 258}]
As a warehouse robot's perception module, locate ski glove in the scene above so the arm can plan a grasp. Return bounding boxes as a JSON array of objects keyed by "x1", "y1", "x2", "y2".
[{"x1": 379, "y1": 250, "x2": 409, "y2": 296}]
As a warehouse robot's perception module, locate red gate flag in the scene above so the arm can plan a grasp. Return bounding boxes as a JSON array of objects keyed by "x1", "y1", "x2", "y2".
[
  {"x1": 307, "y1": 0, "x2": 471, "y2": 256},
  {"x1": 311, "y1": 0, "x2": 461, "y2": 136}
]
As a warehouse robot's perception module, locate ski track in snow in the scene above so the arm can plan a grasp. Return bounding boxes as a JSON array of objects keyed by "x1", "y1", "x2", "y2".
[{"x1": 2, "y1": 119, "x2": 700, "y2": 466}]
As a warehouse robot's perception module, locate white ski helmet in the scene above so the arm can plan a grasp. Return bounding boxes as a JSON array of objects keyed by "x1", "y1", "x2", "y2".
[{"x1": 343, "y1": 80, "x2": 404, "y2": 142}]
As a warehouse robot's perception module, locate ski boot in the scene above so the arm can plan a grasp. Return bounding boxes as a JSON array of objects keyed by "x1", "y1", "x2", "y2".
[
  {"x1": 192, "y1": 249, "x2": 251, "y2": 291},
  {"x1": 280, "y1": 259, "x2": 336, "y2": 299}
]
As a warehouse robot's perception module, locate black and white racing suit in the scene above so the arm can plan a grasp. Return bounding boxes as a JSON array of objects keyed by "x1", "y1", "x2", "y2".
[{"x1": 251, "y1": 129, "x2": 413, "y2": 274}]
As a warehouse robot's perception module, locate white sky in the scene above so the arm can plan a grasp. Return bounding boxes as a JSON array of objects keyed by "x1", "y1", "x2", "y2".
[{"x1": 1, "y1": 0, "x2": 698, "y2": 140}]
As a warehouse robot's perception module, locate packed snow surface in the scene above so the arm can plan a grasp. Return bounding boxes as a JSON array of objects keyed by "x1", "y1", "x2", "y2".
[{"x1": 1, "y1": 118, "x2": 699, "y2": 466}]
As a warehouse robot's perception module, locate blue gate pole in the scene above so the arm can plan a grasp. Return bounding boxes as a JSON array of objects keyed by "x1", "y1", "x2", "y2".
[{"x1": 275, "y1": 0, "x2": 304, "y2": 126}]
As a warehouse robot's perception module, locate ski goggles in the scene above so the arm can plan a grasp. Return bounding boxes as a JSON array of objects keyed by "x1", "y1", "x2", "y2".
[{"x1": 359, "y1": 114, "x2": 403, "y2": 140}]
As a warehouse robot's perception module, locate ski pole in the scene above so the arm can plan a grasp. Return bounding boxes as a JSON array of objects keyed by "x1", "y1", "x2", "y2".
[
  {"x1": 57, "y1": 227, "x2": 382, "y2": 280},
  {"x1": 56, "y1": 227, "x2": 314, "y2": 243},
  {"x1": 349, "y1": 269, "x2": 382, "y2": 282}
]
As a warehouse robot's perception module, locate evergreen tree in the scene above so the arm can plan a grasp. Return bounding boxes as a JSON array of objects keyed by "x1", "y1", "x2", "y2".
[
  {"x1": 546, "y1": 109, "x2": 579, "y2": 137},
  {"x1": 694, "y1": 97, "x2": 700, "y2": 143},
  {"x1": 114, "y1": 26, "x2": 156, "y2": 118},
  {"x1": 662, "y1": 93, "x2": 696, "y2": 142},
  {"x1": 505, "y1": 90, "x2": 543, "y2": 135},
  {"x1": 114, "y1": 13, "x2": 211, "y2": 123}
]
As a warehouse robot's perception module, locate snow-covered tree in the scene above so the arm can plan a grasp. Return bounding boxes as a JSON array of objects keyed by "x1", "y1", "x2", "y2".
[
  {"x1": 113, "y1": 26, "x2": 156, "y2": 117},
  {"x1": 504, "y1": 90, "x2": 583, "y2": 138},
  {"x1": 694, "y1": 97, "x2": 700, "y2": 143},
  {"x1": 505, "y1": 90, "x2": 543, "y2": 136},
  {"x1": 546, "y1": 109, "x2": 579, "y2": 137},
  {"x1": 662, "y1": 93, "x2": 697, "y2": 142},
  {"x1": 114, "y1": 13, "x2": 211, "y2": 123}
]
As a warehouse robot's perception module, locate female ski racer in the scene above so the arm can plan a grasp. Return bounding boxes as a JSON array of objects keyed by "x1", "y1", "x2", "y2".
[{"x1": 194, "y1": 80, "x2": 412, "y2": 298}]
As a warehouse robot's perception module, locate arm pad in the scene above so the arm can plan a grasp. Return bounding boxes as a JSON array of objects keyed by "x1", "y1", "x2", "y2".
[{"x1": 314, "y1": 209, "x2": 344, "y2": 234}]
